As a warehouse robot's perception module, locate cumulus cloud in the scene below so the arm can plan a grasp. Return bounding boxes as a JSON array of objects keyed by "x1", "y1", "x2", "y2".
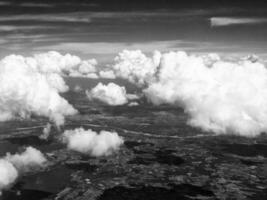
[
  {"x1": 68, "y1": 59, "x2": 99, "y2": 78},
  {"x1": 5, "y1": 147, "x2": 47, "y2": 173},
  {"x1": 144, "y1": 51, "x2": 267, "y2": 137},
  {"x1": 45, "y1": 73, "x2": 69, "y2": 93},
  {"x1": 99, "y1": 70, "x2": 116, "y2": 79},
  {"x1": 86, "y1": 82, "x2": 129, "y2": 106},
  {"x1": 3, "y1": 48, "x2": 267, "y2": 137},
  {"x1": 102, "y1": 49, "x2": 267, "y2": 136},
  {"x1": 110, "y1": 50, "x2": 161, "y2": 86},
  {"x1": 32, "y1": 51, "x2": 81, "y2": 74},
  {"x1": 0, "y1": 147, "x2": 46, "y2": 194},
  {"x1": 31, "y1": 51, "x2": 99, "y2": 79},
  {"x1": 77, "y1": 59, "x2": 97, "y2": 74},
  {"x1": 0, "y1": 54, "x2": 77, "y2": 126},
  {"x1": 62, "y1": 128, "x2": 124, "y2": 156},
  {"x1": 0, "y1": 160, "x2": 18, "y2": 194}
]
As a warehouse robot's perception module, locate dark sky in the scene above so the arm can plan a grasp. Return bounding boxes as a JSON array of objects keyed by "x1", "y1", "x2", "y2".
[
  {"x1": 2, "y1": 0, "x2": 267, "y2": 10},
  {"x1": 0, "y1": 0, "x2": 266, "y2": 60},
  {"x1": 0, "y1": 0, "x2": 266, "y2": 15}
]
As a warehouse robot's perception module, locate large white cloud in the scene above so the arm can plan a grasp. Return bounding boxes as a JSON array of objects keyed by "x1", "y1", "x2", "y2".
[
  {"x1": 0, "y1": 147, "x2": 47, "y2": 194},
  {"x1": 102, "y1": 49, "x2": 267, "y2": 136},
  {"x1": 0, "y1": 54, "x2": 77, "y2": 126},
  {"x1": 86, "y1": 82, "x2": 129, "y2": 106},
  {"x1": 62, "y1": 128, "x2": 124, "y2": 156},
  {"x1": 144, "y1": 51, "x2": 267, "y2": 137}
]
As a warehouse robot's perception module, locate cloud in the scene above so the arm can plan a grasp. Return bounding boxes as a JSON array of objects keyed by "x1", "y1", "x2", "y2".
[
  {"x1": 0, "y1": 54, "x2": 77, "y2": 126},
  {"x1": 0, "y1": 160, "x2": 18, "y2": 194},
  {"x1": 45, "y1": 73, "x2": 69, "y2": 93},
  {"x1": 74, "y1": 85, "x2": 83, "y2": 92},
  {"x1": 0, "y1": 50, "x2": 108, "y2": 125},
  {"x1": 77, "y1": 59, "x2": 97, "y2": 74},
  {"x1": 0, "y1": 14, "x2": 91, "y2": 23},
  {"x1": 5, "y1": 147, "x2": 47, "y2": 173},
  {"x1": 68, "y1": 59, "x2": 99, "y2": 78},
  {"x1": 32, "y1": 51, "x2": 82, "y2": 74},
  {"x1": 0, "y1": 10, "x2": 208, "y2": 24},
  {"x1": 100, "y1": 49, "x2": 267, "y2": 136},
  {"x1": 39, "y1": 123, "x2": 52, "y2": 140},
  {"x1": 86, "y1": 82, "x2": 129, "y2": 106},
  {"x1": 99, "y1": 70, "x2": 116, "y2": 79},
  {"x1": 110, "y1": 50, "x2": 161, "y2": 86},
  {"x1": 32, "y1": 51, "x2": 99, "y2": 78},
  {"x1": 143, "y1": 51, "x2": 267, "y2": 137},
  {"x1": 128, "y1": 102, "x2": 139, "y2": 107},
  {"x1": 2, "y1": 48, "x2": 267, "y2": 137},
  {"x1": 210, "y1": 17, "x2": 267, "y2": 27},
  {"x1": 62, "y1": 128, "x2": 124, "y2": 157},
  {"x1": 0, "y1": 147, "x2": 46, "y2": 194}
]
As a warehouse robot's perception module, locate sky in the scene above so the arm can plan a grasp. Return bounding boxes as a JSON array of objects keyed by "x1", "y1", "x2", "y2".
[{"x1": 0, "y1": 0, "x2": 266, "y2": 61}]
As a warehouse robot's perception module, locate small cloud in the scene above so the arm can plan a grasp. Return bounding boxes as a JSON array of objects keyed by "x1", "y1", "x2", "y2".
[
  {"x1": 128, "y1": 102, "x2": 139, "y2": 107},
  {"x1": 210, "y1": 17, "x2": 267, "y2": 27},
  {"x1": 86, "y1": 82, "x2": 140, "y2": 106},
  {"x1": 62, "y1": 128, "x2": 124, "y2": 157},
  {"x1": 39, "y1": 123, "x2": 52, "y2": 141},
  {"x1": 86, "y1": 82, "x2": 129, "y2": 106},
  {"x1": 99, "y1": 70, "x2": 116, "y2": 79}
]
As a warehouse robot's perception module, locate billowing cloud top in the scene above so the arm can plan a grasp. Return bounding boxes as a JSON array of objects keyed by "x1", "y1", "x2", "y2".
[
  {"x1": 111, "y1": 50, "x2": 161, "y2": 86},
  {"x1": 26, "y1": 51, "x2": 98, "y2": 79},
  {"x1": 0, "y1": 53, "x2": 78, "y2": 126}
]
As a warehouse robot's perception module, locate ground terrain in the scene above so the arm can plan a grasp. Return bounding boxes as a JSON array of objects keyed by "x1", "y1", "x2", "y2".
[{"x1": 0, "y1": 90, "x2": 267, "y2": 200}]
